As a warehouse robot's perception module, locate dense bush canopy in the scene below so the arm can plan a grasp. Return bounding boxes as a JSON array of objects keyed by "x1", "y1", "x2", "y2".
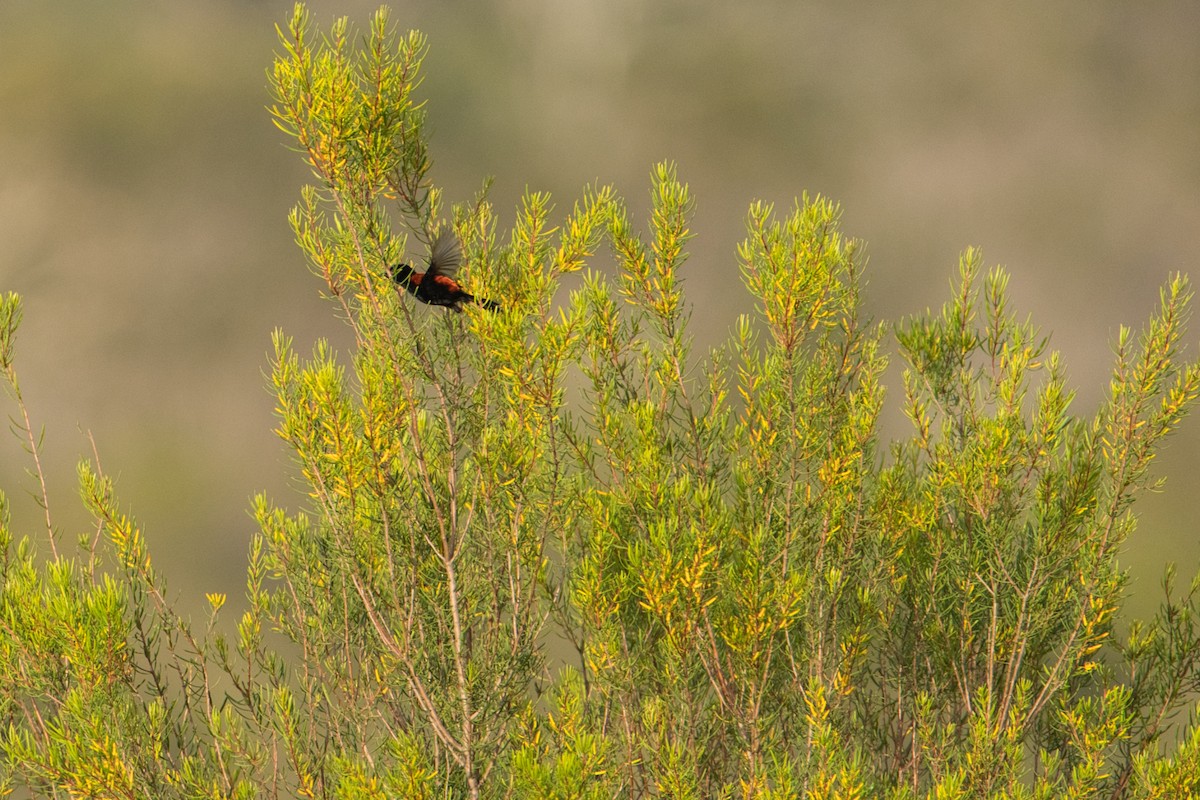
[{"x1": 1, "y1": 5, "x2": 1200, "y2": 798}]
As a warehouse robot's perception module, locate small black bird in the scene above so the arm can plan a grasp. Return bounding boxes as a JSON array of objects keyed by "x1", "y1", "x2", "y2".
[{"x1": 388, "y1": 230, "x2": 498, "y2": 312}]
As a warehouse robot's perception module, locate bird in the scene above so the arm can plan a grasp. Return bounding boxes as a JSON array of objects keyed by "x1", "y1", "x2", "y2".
[{"x1": 388, "y1": 230, "x2": 498, "y2": 312}]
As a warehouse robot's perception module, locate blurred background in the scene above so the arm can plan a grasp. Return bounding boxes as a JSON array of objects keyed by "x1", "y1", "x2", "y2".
[{"x1": 1, "y1": 0, "x2": 1198, "y2": 623}]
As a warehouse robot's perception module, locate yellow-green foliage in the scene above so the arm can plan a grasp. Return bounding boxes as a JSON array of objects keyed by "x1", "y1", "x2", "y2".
[{"x1": 1, "y1": 5, "x2": 1200, "y2": 798}]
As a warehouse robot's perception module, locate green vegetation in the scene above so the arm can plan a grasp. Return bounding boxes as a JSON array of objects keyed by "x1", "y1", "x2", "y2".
[{"x1": 2, "y1": 5, "x2": 1200, "y2": 797}]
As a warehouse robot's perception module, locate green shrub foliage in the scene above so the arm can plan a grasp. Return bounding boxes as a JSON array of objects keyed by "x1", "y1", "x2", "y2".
[{"x1": 2, "y1": 5, "x2": 1200, "y2": 797}]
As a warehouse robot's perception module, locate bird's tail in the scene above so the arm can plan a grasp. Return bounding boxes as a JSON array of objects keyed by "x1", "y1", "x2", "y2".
[{"x1": 473, "y1": 295, "x2": 500, "y2": 312}]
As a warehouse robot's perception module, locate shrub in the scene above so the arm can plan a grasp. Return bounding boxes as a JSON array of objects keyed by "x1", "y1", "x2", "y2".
[{"x1": 1, "y1": 5, "x2": 1199, "y2": 797}]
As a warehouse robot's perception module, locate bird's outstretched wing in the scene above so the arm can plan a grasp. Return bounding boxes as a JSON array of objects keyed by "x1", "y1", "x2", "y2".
[{"x1": 426, "y1": 229, "x2": 462, "y2": 278}]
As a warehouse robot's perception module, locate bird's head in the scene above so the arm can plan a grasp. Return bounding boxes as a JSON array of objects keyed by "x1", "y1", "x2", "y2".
[{"x1": 388, "y1": 262, "x2": 415, "y2": 285}]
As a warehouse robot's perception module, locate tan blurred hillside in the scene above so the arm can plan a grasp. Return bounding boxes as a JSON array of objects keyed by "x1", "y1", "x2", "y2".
[{"x1": 1, "y1": 0, "x2": 1198, "y2": 618}]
